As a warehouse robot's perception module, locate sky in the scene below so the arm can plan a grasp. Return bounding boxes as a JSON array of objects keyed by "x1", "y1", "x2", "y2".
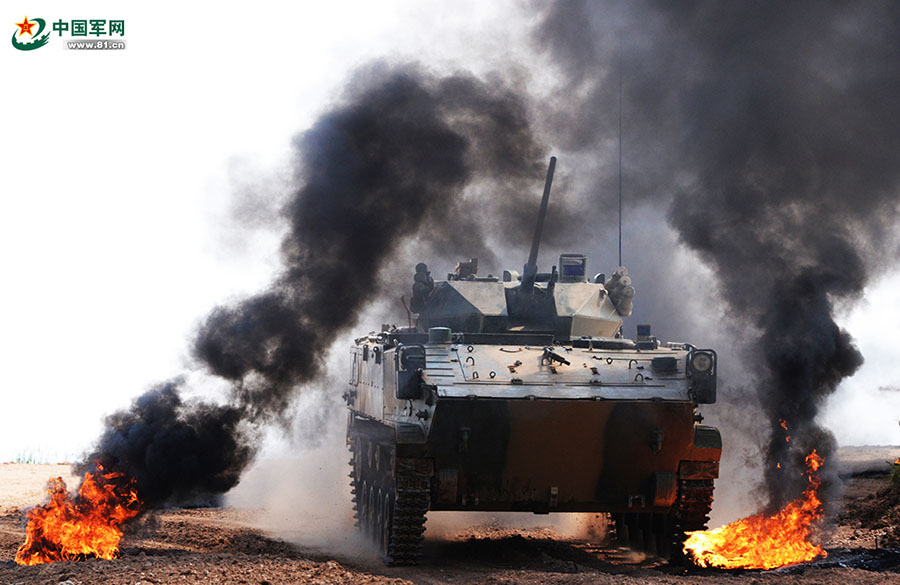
[
  {"x1": 0, "y1": 0, "x2": 533, "y2": 462},
  {"x1": 1, "y1": 0, "x2": 898, "y2": 464}
]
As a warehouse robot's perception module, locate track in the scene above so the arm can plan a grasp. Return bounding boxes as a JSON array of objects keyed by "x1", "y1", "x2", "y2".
[
  {"x1": 349, "y1": 432, "x2": 431, "y2": 565},
  {"x1": 611, "y1": 477, "x2": 714, "y2": 562}
]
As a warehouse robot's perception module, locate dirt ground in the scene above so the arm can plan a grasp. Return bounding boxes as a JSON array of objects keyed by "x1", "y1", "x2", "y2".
[{"x1": 1, "y1": 456, "x2": 898, "y2": 585}]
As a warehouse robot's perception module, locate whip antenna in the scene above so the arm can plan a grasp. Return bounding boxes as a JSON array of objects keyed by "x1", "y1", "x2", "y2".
[{"x1": 618, "y1": 35, "x2": 624, "y2": 267}]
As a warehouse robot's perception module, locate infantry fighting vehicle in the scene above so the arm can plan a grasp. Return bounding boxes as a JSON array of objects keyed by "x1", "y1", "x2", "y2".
[{"x1": 345, "y1": 157, "x2": 721, "y2": 565}]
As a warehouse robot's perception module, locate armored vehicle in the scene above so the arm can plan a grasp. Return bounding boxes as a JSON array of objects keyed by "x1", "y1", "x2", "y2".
[{"x1": 345, "y1": 157, "x2": 721, "y2": 565}]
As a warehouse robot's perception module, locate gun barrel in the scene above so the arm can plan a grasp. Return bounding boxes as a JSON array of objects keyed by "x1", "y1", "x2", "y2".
[{"x1": 523, "y1": 156, "x2": 557, "y2": 280}]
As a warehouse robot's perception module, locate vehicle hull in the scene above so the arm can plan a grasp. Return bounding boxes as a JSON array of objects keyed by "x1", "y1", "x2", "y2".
[{"x1": 425, "y1": 398, "x2": 712, "y2": 513}]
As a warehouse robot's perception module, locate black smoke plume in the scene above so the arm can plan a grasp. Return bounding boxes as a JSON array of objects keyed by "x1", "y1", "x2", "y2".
[
  {"x1": 194, "y1": 63, "x2": 543, "y2": 423},
  {"x1": 80, "y1": 63, "x2": 544, "y2": 507},
  {"x1": 77, "y1": 380, "x2": 254, "y2": 508},
  {"x1": 535, "y1": 0, "x2": 900, "y2": 509}
]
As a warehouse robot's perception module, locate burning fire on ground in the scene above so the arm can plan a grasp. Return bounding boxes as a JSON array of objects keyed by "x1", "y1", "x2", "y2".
[
  {"x1": 683, "y1": 450, "x2": 827, "y2": 570},
  {"x1": 15, "y1": 465, "x2": 142, "y2": 565}
]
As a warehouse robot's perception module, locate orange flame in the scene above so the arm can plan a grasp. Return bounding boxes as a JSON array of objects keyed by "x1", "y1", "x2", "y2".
[
  {"x1": 15, "y1": 466, "x2": 142, "y2": 565},
  {"x1": 779, "y1": 419, "x2": 791, "y2": 443},
  {"x1": 683, "y1": 450, "x2": 827, "y2": 570},
  {"x1": 894, "y1": 457, "x2": 900, "y2": 465}
]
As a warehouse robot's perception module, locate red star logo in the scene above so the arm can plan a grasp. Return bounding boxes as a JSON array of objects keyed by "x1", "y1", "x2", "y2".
[{"x1": 15, "y1": 16, "x2": 36, "y2": 37}]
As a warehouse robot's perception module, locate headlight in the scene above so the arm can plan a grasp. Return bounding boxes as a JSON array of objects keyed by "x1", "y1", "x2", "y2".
[
  {"x1": 690, "y1": 352, "x2": 713, "y2": 374},
  {"x1": 687, "y1": 349, "x2": 717, "y2": 404}
]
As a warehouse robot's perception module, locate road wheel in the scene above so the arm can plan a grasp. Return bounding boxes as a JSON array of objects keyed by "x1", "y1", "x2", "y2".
[
  {"x1": 367, "y1": 483, "x2": 377, "y2": 540},
  {"x1": 380, "y1": 489, "x2": 394, "y2": 562}
]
